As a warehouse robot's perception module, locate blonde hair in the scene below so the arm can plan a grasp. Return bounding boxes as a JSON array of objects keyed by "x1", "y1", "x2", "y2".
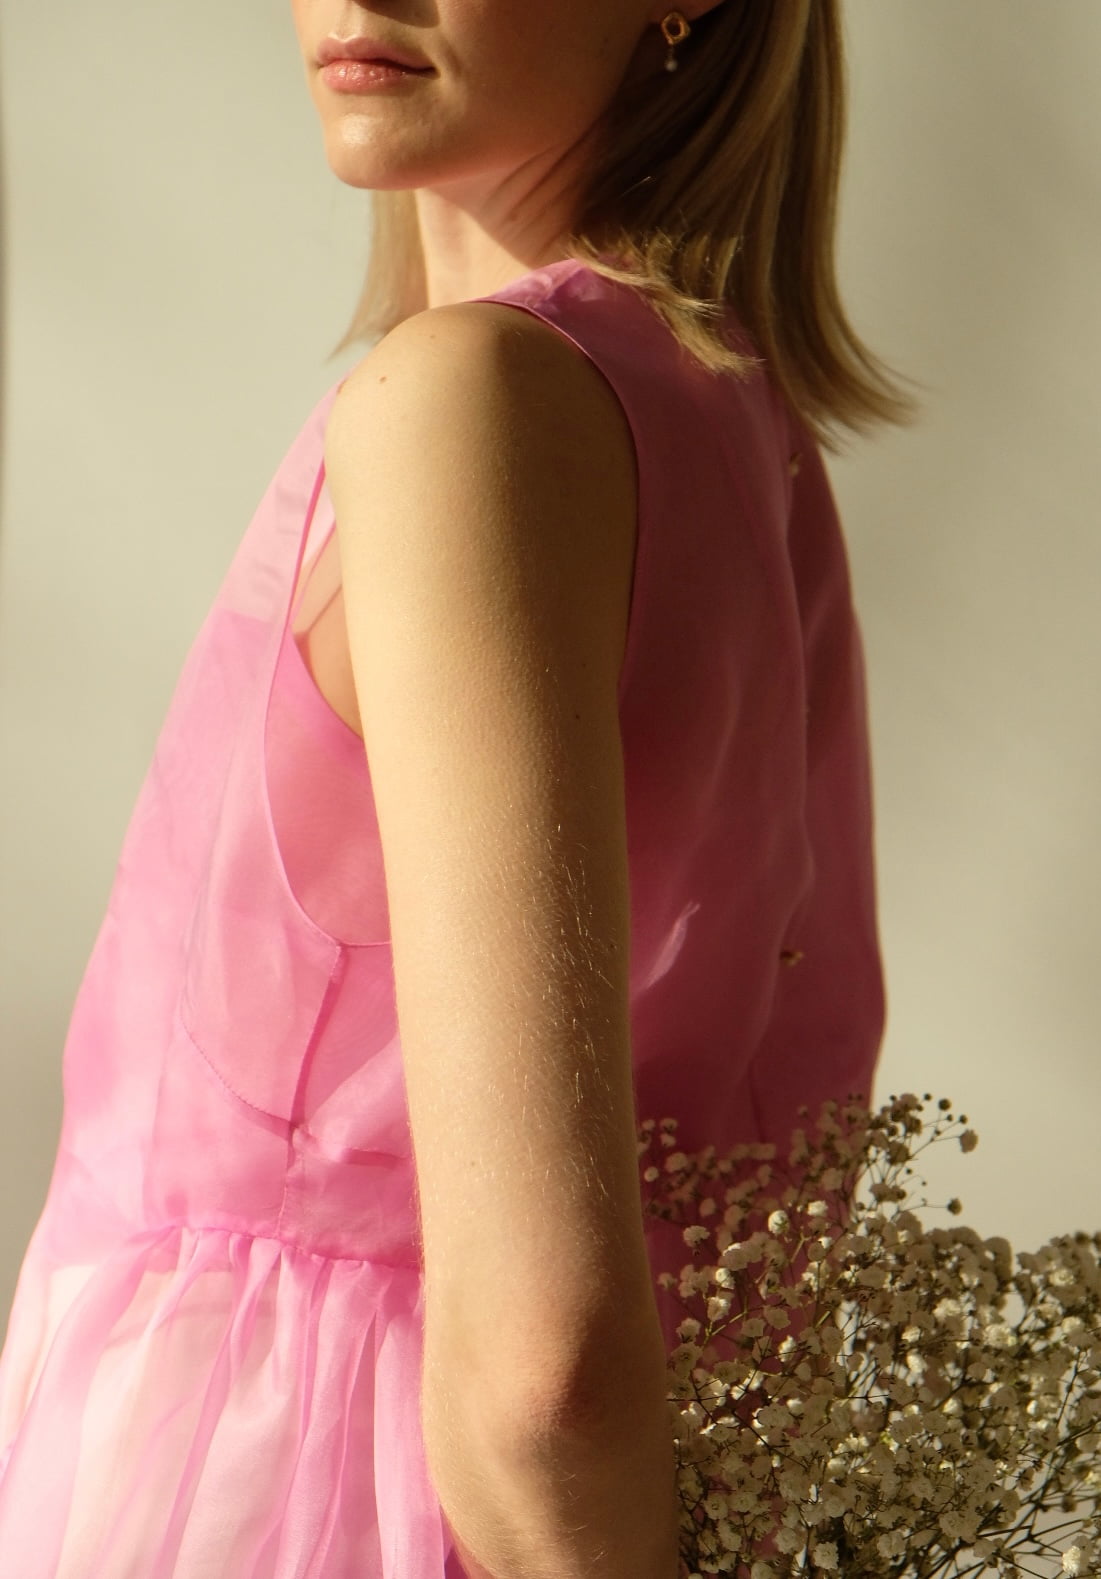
[{"x1": 328, "y1": 0, "x2": 924, "y2": 455}]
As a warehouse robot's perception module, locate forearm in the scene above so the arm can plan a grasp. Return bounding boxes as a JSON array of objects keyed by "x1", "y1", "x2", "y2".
[{"x1": 424, "y1": 1306, "x2": 680, "y2": 1579}]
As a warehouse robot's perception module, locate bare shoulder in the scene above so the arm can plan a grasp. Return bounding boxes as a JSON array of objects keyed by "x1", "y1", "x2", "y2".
[
  {"x1": 325, "y1": 299, "x2": 637, "y2": 506},
  {"x1": 324, "y1": 300, "x2": 639, "y2": 700}
]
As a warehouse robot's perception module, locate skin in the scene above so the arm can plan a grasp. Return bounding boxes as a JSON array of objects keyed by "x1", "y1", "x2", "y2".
[{"x1": 289, "y1": 0, "x2": 727, "y2": 306}]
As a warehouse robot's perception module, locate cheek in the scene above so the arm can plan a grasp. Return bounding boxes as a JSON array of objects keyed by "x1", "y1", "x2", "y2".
[
  {"x1": 527, "y1": 14, "x2": 645, "y2": 128},
  {"x1": 466, "y1": 35, "x2": 619, "y2": 145},
  {"x1": 461, "y1": 0, "x2": 624, "y2": 107},
  {"x1": 288, "y1": 0, "x2": 318, "y2": 66}
]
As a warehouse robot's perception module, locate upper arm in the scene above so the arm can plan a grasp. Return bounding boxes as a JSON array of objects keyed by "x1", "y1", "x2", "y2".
[{"x1": 323, "y1": 302, "x2": 646, "y2": 1409}]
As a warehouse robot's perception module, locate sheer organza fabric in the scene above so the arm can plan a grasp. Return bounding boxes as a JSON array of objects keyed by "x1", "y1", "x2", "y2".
[{"x1": 0, "y1": 260, "x2": 884, "y2": 1574}]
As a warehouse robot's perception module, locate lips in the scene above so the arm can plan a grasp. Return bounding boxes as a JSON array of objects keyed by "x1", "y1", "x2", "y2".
[{"x1": 317, "y1": 36, "x2": 432, "y2": 72}]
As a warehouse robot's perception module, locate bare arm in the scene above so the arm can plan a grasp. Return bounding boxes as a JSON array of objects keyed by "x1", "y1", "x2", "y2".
[{"x1": 325, "y1": 301, "x2": 679, "y2": 1579}]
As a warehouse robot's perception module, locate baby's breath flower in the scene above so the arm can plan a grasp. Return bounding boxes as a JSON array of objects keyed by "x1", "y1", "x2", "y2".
[
  {"x1": 721, "y1": 1243, "x2": 751, "y2": 1270},
  {"x1": 645, "y1": 1092, "x2": 1101, "y2": 1579},
  {"x1": 717, "y1": 1518, "x2": 739, "y2": 1552},
  {"x1": 774, "y1": 1527, "x2": 804, "y2": 1555},
  {"x1": 1061, "y1": 1315, "x2": 1089, "y2": 1345},
  {"x1": 670, "y1": 1341, "x2": 701, "y2": 1375},
  {"x1": 939, "y1": 1508, "x2": 980, "y2": 1542}
]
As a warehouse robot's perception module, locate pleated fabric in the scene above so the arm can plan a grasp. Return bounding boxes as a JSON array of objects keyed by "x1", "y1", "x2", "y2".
[{"x1": 0, "y1": 258, "x2": 885, "y2": 1574}]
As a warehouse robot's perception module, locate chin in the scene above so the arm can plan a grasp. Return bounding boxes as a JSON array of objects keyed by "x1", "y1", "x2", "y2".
[{"x1": 321, "y1": 129, "x2": 436, "y2": 192}]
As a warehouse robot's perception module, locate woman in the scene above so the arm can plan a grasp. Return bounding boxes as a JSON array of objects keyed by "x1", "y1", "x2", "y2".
[{"x1": 0, "y1": 2, "x2": 919, "y2": 1575}]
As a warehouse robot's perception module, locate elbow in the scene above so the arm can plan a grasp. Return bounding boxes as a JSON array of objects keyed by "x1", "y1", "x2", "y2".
[
  {"x1": 428, "y1": 1322, "x2": 603, "y2": 1447},
  {"x1": 496, "y1": 1345, "x2": 617, "y2": 1447},
  {"x1": 428, "y1": 1295, "x2": 670, "y2": 1457}
]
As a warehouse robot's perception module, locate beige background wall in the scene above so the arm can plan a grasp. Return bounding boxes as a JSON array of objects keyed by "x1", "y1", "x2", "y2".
[{"x1": 0, "y1": 2, "x2": 1098, "y2": 1323}]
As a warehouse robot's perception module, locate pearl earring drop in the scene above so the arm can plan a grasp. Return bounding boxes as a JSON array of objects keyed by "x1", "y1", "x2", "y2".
[{"x1": 660, "y1": 10, "x2": 691, "y2": 72}]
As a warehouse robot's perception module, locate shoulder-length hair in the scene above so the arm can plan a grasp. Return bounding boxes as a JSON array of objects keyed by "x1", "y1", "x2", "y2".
[{"x1": 327, "y1": 0, "x2": 923, "y2": 454}]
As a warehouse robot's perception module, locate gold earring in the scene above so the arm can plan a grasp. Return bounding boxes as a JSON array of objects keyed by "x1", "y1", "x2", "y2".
[{"x1": 660, "y1": 10, "x2": 691, "y2": 73}]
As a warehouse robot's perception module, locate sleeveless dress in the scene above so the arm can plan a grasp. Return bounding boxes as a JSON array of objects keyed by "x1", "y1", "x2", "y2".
[{"x1": 0, "y1": 258, "x2": 885, "y2": 1576}]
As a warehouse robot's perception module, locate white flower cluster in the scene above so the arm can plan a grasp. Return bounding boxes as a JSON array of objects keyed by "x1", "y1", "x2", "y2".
[{"x1": 637, "y1": 1093, "x2": 1101, "y2": 1579}]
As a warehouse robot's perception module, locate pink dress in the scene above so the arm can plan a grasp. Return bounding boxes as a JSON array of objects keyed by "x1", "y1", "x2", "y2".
[{"x1": 0, "y1": 259, "x2": 885, "y2": 1575}]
